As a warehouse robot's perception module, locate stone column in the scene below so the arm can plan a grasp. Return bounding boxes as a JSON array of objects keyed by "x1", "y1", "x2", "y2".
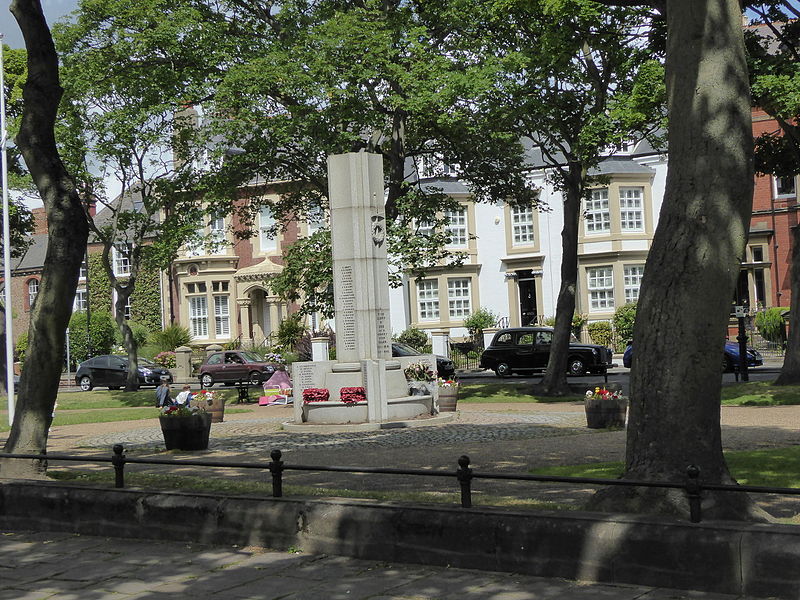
[
  {"x1": 269, "y1": 302, "x2": 280, "y2": 337},
  {"x1": 327, "y1": 153, "x2": 391, "y2": 363},
  {"x1": 431, "y1": 329, "x2": 450, "y2": 359},
  {"x1": 237, "y1": 299, "x2": 252, "y2": 345},
  {"x1": 174, "y1": 345, "x2": 193, "y2": 383},
  {"x1": 311, "y1": 337, "x2": 330, "y2": 362}
]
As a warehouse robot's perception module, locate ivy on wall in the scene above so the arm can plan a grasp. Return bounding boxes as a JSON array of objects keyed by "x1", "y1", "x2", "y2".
[{"x1": 87, "y1": 251, "x2": 162, "y2": 333}]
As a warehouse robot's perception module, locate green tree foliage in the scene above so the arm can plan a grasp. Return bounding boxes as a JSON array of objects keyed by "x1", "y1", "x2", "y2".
[
  {"x1": 746, "y1": 2, "x2": 800, "y2": 174},
  {"x1": 438, "y1": 0, "x2": 664, "y2": 395},
  {"x1": 67, "y1": 310, "x2": 116, "y2": 365},
  {"x1": 394, "y1": 327, "x2": 430, "y2": 351},
  {"x1": 612, "y1": 302, "x2": 637, "y2": 345}
]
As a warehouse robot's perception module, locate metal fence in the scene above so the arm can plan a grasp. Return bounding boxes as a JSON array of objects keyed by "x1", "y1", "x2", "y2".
[
  {"x1": 2, "y1": 446, "x2": 798, "y2": 524},
  {"x1": 449, "y1": 342, "x2": 482, "y2": 371}
]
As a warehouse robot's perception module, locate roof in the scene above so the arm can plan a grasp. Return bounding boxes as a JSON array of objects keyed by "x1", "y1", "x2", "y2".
[{"x1": 12, "y1": 233, "x2": 48, "y2": 273}]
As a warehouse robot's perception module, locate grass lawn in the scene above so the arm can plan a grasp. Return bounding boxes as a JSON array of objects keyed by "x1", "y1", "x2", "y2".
[
  {"x1": 459, "y1": 382, "x2": 582, "y2": 403},
  {"x1": 530, "y1": 446, "x2": 800, "y2": 489},
  {"x1": 721, "y1": 381, "x2": 800, "y2": 406},
  {"x1": 0, "y1": 387, "x2": 257, "y2": 433}
]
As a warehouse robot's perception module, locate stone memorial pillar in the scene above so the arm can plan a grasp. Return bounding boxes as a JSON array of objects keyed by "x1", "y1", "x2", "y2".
[
  {"x1": 328, "y1": 152, "x2": 391, "y2": 363},
  {"x1": 174, "y1": 346, "x2": 193, "y2": 383}
]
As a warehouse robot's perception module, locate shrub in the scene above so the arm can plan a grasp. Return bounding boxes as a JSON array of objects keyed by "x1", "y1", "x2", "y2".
[
  {"x1": 612, "y1": 302, "x2": 637, "y2": 347},
  {"x1": 755, "y1": 307, "x2": 788, "y2": 344},
  {"x1": 394, "y1": 327, "x2": 430, "y2": 351},
  {"x1": 153, "y1": 351, "x2": 177, "y2": 369},
  {"x1": 276, "y1": 314, "x2": 308, "y2": 352},
  {"x1": 14, "y1": 332, "x2": 27, "y2": 363},
  {"x1": 544, "y1": 313, "x2": 587, "y2": 339},
  {"x1": 587, "y1": 321, "x2": 613, "y2": 347},
  {"x1": 114, "y1": 319, "x2": 150, "y2": 351},
  {"x1": 68, "y1": 310, "x2": 116, "y2": 365},
  {"x1": 463, "y1": 307, "x2": 499, "y2": 347},
  {"x1": 149, "y1": 323, "x2": 192, "y2": 352}
]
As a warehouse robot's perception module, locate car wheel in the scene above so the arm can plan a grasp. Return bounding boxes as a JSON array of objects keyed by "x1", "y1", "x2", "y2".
[
  {"x1": 79, "y1": 376, "x2": 93, "y2": 391},
  {"x1": 201, "y1": 373, "x2": 214, "y2": 388},
  {"x1": 495, "y1": 362, "x2": 512, "y2": 377},
  {"x1": 108, "y1": 386, "x2": 120, "y2": 390},
  {"x1": 567, "y1": 357, "x2": 587, "y2": 376},
  {"x1": 723, "y1": 356, "x2": 733, "y2": 373},
  {"x1": 248, "y1": 371, "x2": 262, "y2": 386}
]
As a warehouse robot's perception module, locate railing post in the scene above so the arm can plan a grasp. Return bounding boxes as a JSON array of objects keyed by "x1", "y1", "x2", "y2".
[
  {"x1": 112, "y1": 444, "x2": 126, "y2": 489},
  {"x1": 457, "y1": 455, "x2": 472, "y2": 508},
  {"x1": 269, "y1": 449, "x2": 284, "y2": 497},
  {"x1": 686, "y1": 464, "x2": 702, "y2": 523}
]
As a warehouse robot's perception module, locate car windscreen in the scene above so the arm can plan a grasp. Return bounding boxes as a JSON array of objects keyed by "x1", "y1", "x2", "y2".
[
  {"x1": 138, "y1": 358, "x2": 156, "y2": 367},
  {"x1": 392, "y1": 343, "x2": 420, "y2": 357},
  {"x1": 240, "y1": 351, "x2": 265, "y2": 363}
]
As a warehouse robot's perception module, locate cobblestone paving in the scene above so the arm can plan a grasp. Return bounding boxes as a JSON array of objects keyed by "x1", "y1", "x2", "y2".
[{"x1": 76, "y1": 410, "x2": 590, "y2": 454}]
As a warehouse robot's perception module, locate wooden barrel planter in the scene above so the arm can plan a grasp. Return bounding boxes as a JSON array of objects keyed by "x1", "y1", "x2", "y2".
[
  {"x1": 159, "y1": 413, "x2": 212, "y2": 450},
  {"x1": 438, "y1": 388, "x2": 459, "y2": 412},
  {"x1": 584, "y1": 397, "x2": 628, "y2": 429},
  {"x1": 207, "y1": 398, "x2": 226, "y2": 423}
]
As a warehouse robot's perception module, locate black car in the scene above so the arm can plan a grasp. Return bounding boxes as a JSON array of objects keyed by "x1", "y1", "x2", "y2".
[
  {"x1": 75, "y1": 355, "x2": 174, "y2": 391},
  {"x1": 391, "y1": 342, "x2": 456, "y2": 379},
  {"x1": 479, "y1": 326, "x2": 614, "y2": 377}
]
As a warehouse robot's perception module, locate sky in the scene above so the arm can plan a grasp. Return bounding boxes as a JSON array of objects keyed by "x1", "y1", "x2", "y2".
[{"x1": 1, "y1": 0, "x2": 78, "y2": 49}]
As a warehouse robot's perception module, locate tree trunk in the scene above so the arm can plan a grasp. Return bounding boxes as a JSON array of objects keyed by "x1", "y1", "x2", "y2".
[
  {"x1": 775, "y1": 225, "x2": 800, "y2": 384},
  {"x1": 114, "y1": 285, "x2": 140, "y2": 391},
  {"x1": 534, "y1": 168, "x2": 583, "y2": 396},
  {"x1": 588, "y1": 0, "x2": 767, "y2": 521},
  {"x1": 2, "y1": 0, "x2": 89, "y2": 478}
]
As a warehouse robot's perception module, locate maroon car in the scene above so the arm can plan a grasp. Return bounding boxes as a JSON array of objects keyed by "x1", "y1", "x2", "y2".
[{"x1": 199, "y1": 350, "x2": 277, "y2": 387}]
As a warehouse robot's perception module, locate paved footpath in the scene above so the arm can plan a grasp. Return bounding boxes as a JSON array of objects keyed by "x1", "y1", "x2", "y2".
[{"x1": 0, "y1": 531, "x2": 761, "y2": 599}]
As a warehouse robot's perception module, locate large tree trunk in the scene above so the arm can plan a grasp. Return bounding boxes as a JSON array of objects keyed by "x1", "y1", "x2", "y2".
[
  {"x1": 1, "y1": 0, "x2": 89, "y2": 478},
  {"x1": 534, "y1": 168, "x2": 583, "y2": 396},
  {"x1": 775, "y1": 225, "x2": 800, "y2": 384},
  {"x1": 588, "y1": 0, "x2": 766, "y2": 521}
]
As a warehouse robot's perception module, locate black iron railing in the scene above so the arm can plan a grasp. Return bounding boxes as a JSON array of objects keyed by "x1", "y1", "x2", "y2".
[{"x1": 2, "y1": 447, "x2": 799, "y2": 524}]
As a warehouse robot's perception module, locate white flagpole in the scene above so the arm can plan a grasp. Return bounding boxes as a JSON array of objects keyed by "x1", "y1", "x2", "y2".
[{"x1": 0, "y1": 34, "x2": 16, "y2": 425}]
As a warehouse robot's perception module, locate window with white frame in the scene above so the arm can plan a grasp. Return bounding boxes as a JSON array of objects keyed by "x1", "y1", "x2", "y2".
[
  {"x1": 189, "y1": 295, "x2": 209, "y2": 338},
  {"x1": 448, "y1": 278, "x2": 472, "y2": 319},
  {"x1": 28, "y1": 279, "x2": 39, "y2": 308},
  {"x1": 417, "y1": 280, "x2": 439, "y2": 320},
  {"x1": 775, "y1": 175, "x2": 797, "y2": 197},
  {"x1": 511, "y1": 204, "x2": 535, "y2": 245},
  {"x1": 123, "y1": 295, "x2": 132, "y2": 320},
  {"x1": 112, "y1": 243, "x2": 132, "y2": 276},
  {"x1": 445, "y1": 207, "x2": 467, "y2": 248},
  {"x1": 587, "y1": 266, "x2": 615, "y2": 310},
  {"x1": 623, "y1": 265, "x2": 644, "y2": 303},
  {"x1": 259, "y1": 206, "x2": 277, "y2": 253},
  {"x1": 73, "y1": 288, "x2": 87, "y2": 312},
  {"x1": 307, "y1": 205, "x2": 326, "y2": 234},
  {"x1": 79, "y1": 260, "x2": 88, "y2": 281},
  {"x1": 585, "y1": 189, "x2": 611, "y2": 234},
  {"x1": 214, "y1": 295, "x2": 230, "y2": 337},
  {"x1": 619, "y1": 187, "x2": 644, "y2": 231}
]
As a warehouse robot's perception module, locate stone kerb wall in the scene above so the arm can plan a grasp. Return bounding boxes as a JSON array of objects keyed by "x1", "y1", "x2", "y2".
[{"x1": 2, "y1": 481, "x2": 800, "y2": 599}]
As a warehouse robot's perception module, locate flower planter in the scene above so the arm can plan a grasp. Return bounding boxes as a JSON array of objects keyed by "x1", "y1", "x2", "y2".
[
  {"x1": 159, "y1": 413, "x2": 212, "y2": 450},
  {"x1": 192, "y1": 391, "x2": 225, "y2": 422},
  {"x1": 584, "y1": 396, "x2": 627, "y2": 429},
  {"x1": 438, "y1": 387, "x2": 459, "y2": 412}
]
